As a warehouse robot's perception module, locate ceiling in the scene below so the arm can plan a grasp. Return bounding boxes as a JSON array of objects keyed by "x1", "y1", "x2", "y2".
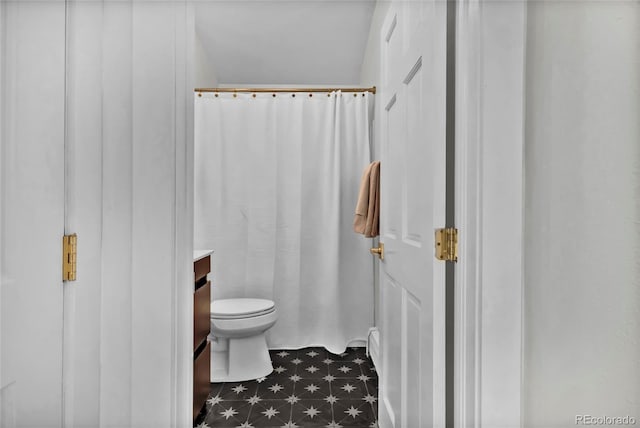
[{"x1": 194, "y1": 1, "x2": 377, "y2": 85}]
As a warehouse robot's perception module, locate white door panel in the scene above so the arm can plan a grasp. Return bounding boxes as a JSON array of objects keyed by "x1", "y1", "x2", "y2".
[{"x1": 378, "y1": 1, "x2": 447, "y2": 427}]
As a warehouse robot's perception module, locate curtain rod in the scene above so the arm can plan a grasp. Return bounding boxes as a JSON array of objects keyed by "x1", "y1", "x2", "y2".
[{"x1": 195, "y1": 86, "x2": 376, "y2": 94}]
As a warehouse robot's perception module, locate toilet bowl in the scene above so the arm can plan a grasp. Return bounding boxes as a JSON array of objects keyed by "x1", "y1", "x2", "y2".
[{"x1": 209, "y1": 298, "x2": 277, "y2": 382}]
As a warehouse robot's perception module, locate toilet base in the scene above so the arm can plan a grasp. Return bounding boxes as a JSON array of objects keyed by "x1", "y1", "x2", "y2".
[{"x1": 210, "y1": 333, "x2": 274, "y2": 383}]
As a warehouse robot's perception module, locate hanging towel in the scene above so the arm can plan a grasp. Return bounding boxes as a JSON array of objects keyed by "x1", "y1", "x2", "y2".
[
  {"x1": 353, "y1": 162, "x2": 374, "y2": 234},
  {"x1": 364, "y1": 161, "x2": 380, "y2": 238},
  {"x1": 353, "y1": 161, "x2": 380, "y2": 238}
]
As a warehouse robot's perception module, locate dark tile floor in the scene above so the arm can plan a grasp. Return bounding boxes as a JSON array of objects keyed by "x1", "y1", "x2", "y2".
[{"x1": 194, "y1": 346, "x2": 378, "y2": 428}]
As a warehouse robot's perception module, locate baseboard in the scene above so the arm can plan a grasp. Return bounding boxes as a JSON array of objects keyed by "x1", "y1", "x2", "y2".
[
  {"x1": 267, "y1": 338, "x2": 369, "y2": 353},
  {"x1": 367, "y1": 327, "x2": 380, "y2": 372},
  {"x1": 347, "y1": 339, "x2": 367, "y2": 348}
]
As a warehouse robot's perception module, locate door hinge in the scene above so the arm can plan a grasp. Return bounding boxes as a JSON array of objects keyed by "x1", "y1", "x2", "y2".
[
  {"x1": 62, "y1": 234, "x2": 77, "y2": 281},
  {"x1": 435, "y1": 228, "x2": 458, "y2": 262}
]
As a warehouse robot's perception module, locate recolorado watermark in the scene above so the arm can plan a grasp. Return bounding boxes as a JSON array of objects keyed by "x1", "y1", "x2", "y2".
[{"x1": 576, "y1": 415, "x2": 637, "y2": 425}]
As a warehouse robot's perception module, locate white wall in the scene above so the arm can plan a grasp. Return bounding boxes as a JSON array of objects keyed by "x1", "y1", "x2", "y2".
[
  {"x1": 194, "y1": 29, "x2": 218, "y2": 89},
  {"x1": 524, "y1": 1, "x2": 640, "y2": 426}
]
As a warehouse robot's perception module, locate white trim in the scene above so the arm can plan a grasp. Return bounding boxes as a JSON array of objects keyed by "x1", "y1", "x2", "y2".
[
  {"x1": 366, "y1": 327, "x2": 380, "y2": 372},
  {"x1": 0, "y1": 3, "x2": 5, "y2": 425},
  {"x1": 455, "y1": 1, "x2": 526, "y2": 427},
  {"x1": 173, "y1": 3, "x2": 194, "y2": 427},
  {"x1": 454, "y1": 1, "x2": 482, "y2": 426}
]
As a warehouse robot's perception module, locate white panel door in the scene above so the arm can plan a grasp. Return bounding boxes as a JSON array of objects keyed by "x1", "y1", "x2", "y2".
[
  {"x1": 378, "y1": 1, "x2": 447, "y2": 428},
  {"x1": 0, "y1": 2, "x2": 66, "y2": 428}
]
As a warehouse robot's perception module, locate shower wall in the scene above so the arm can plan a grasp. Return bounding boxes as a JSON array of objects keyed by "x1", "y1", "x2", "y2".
[{"x1": 524, "y1": 1, "x2": 640, "y2": 425}]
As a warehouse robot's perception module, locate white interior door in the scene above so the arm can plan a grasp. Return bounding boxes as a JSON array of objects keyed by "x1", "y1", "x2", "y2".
[
  {"x1": 377, "y1": 1, "x2": 447, "y2": 428},
  {"x1": 1, "y1": 3, "x2": 194, "y2": 428},
  {"x1": 0, "y1": 3, "x2": 66, "y2": 428}
]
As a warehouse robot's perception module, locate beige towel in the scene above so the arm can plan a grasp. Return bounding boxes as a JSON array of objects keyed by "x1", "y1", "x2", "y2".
[
  {"x1": 353, "y1": 162, "x2": 373, "y2": 234},
  {"x1": 364, "y1": 161, "x2": 380, "y2": 238},
  {"x1": 353, "y1": 161, "x2": 380, "y2": 238}
]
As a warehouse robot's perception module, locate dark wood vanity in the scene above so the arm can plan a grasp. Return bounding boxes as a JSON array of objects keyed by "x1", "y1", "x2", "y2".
[{"x1": 193, "y1": 252, "x2": 212, "y2": 420}]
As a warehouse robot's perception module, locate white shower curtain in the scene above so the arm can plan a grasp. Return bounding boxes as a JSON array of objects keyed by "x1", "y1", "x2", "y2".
[{"x1": 194, "y1": 91, "x2": 374, "y2": 354}]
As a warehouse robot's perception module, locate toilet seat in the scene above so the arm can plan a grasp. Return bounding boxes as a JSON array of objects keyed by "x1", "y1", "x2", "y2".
[{"x1": 211, "y1": 298, "x2": 275, "y2": 320}]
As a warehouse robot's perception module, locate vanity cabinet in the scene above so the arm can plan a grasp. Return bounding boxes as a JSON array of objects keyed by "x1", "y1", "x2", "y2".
[{"x1": 193, "y1": 252, "x2": 212, "y2": 420}]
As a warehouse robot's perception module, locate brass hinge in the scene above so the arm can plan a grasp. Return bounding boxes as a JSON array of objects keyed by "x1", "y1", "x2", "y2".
[
  {"x1": 435, "y1": 228, "x2": 458, "y2": 262},
  {"x1": 62, "y1": 234, "x2": 77, "y2": 281}
]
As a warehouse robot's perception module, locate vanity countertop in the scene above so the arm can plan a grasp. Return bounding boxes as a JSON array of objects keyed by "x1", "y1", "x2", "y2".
[{"x1": 193, "y1": 249, "x2": 214, "y2": 262}]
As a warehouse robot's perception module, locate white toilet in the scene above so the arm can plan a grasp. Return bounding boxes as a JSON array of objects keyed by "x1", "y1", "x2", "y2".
[{"x1": 209, "y1": 298, "x2": 278, "y2": 382}]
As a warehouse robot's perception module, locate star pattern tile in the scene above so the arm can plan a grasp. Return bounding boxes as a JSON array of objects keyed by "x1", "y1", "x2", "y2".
[
  {"x1": 303, "y1": 405, "x2": 321, "y2": 418},
  {"x1": 220, "y1": 407, "x2": 238, "y2": 420},
  {"x1": 345, "y1": 405, "x2": 363, "y2": 418},
  {"x1": 305, "y1": 383, "x2": 320, "y2": 393},
  {"x1": 268, "y1": 384, "x2": 284, "y2": 393},
  {"x1": 246, "y1": 394, "x2": 262, "y2": 405},
  {"x1": 334, "y1": 400, "x2": 376, "y2": 427},
  {"x1": 232, "y1": 385, "x2": 247, "y2": 394},
  {"x1": 194, "y1": 346, "x2": 378, "y2": 428},
  {"x1": 324, "y1": 395, "x2": 339, "y2": 404},
  {"x1": 363, "y1": 394, "x2": 377, "y2": 404},
  {"x1": 285, "y1": 394, "x2": 300, "y2": 404},
  {"x1": 341, "y1": 383, "x2": 357, "y2": 393},
  {"x1": 206, "y1": 394, "x2": 223, "y2": 406},
  {"x1": 261, "y1": 406, "x2": 279, "y2": 419}
]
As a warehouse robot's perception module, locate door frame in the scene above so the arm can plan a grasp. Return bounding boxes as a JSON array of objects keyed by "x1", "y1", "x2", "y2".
[{"x1": 454, "y1": 1, "x2": 526, "y2": 427}]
